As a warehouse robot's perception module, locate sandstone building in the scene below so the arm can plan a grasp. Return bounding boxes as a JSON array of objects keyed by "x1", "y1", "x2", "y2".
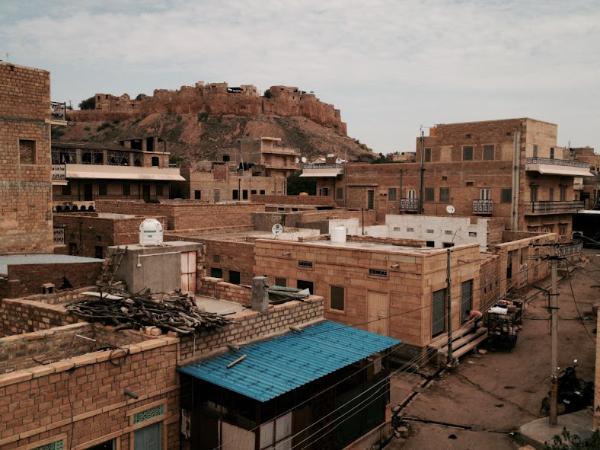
[
  {"x1": 52, "y1": 138, "x2": 184, "y2": 212},
  {"x1": 570, "y1": 146, "x2": 600, "y2": 209},
  {"x1": 0, "y1": 61, "x2": 66, "y2": 253},
  {"x1": 305, "y1": 118, "x2": 592, "y2": 235}
]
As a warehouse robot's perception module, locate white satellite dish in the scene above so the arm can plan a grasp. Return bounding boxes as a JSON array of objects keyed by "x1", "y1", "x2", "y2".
[
  {"x1": 446, "y1": 205, "x2": 456, "y2": 215},
  {"x1": 272, "y1": 223, "x2": 284, "y2": 238},
  {"x1": 301, "y1": 156, "x2": 307, "y2": 163}
]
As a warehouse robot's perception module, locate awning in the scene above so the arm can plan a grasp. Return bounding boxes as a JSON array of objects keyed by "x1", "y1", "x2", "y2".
[
  {"x1": 300, "y1": 168, "x2": 343, "y2": 178},
  {"x1": 178, "y1": 320, "x2": 399, "y2": 402},
  {"x1": 65, "y1": 164, "x2": 185, "y2": 181},
  {"x1": 526, "y1": 163, "x2": 593, "y2": 177}
]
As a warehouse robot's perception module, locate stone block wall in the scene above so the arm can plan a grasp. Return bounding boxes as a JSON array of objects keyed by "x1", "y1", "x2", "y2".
[
  {"x1": 0, "y1": 62, "x2": 53, "y2": 253},
  {"x1": 198, "y1": 277, "x2": 252, "y2": 306}
]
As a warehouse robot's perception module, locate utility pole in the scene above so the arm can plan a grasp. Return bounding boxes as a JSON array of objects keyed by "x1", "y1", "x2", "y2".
[
  {"x1": 446, "y1": 247, "x2": 453, "y2": 366},
  {"x1": 549, "y1": 255, "x2": 559, "y2": 425},
  {"x1": 418, "y1": 127, "x2": 425, "y2": 214}
]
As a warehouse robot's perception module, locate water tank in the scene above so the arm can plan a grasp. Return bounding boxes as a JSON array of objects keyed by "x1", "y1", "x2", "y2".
[
  {"x1": 331, "y1": 226, "x2": 347, "y2": 244},
  {"x1": 139, "y1": 218, "x2": 164, "y2": 246}
]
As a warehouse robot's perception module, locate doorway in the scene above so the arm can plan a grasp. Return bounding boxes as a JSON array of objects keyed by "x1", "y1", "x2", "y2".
[
  {"x1": 367, "y1": 189, "x2": 375, "y2": 210},
  {"x1": 83, "y1": 183, "x2": 93, "y2": 201},
  {"x1": 367, "y1": 291, "x2": 389, "y2": 335},
  {"x1": 143, "y1": 184, "x2": 151, "y2": 202},
  {"x1": 134, "y1": 422, "x2": 162, "y2": 450}
]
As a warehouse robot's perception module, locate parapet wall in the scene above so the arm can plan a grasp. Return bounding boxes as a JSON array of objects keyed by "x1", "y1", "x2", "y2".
[{"x1": 69, "y1": 83, "x2": 347, "y2": 134}]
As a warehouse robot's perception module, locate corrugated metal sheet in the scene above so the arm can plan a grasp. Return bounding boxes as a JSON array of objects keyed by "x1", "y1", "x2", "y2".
[{"x1": 178, "y1": 320, "x2": 400, "y2": 402}]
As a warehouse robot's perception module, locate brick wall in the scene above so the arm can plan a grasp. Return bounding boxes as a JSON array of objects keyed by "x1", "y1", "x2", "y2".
[
  {"x1": 347, "y1": 234, "x2": 425, "y2": 247},
  {"x1": 54, "y1": 213, "x2": 167, "y2": 258},
  {"x1": 198, "y1": 277, "x2": 252, "y2": 306},
  {"x1": 0, "y1": 262, "x2": 102, "y2": 299},
  {"x1": 251, "y1": 194, "x2": 335, "y2": 206},
  {"x1": 479, "y1": 253, "x2": 500, "y2": 309},
  {"x1": 0, "y1": 297, "x2": 78, "y2": 336},
  {"x1": 0, "y1": 335, "x2": 179, "y2": 450},
  {"x1": 0, "y1": 62, "x2": 53, "y2": 253},
  {"x1": 178, "y1": 296, "x2": 324, "y2": 363},
  {"x1": 96, "y1": 200, "x2": 266, "y2": 230}
]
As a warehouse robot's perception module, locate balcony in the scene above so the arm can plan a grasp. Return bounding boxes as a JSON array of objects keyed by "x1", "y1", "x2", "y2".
[
  {"x1": 473, "y1": 199, "x2": 493, "y2": 215},
  {"x1": 399, "y1": 198, "x2": 419, "y2": 212},
  {"x1": 300, "y1": 163, "x2": 344, "y2": 178},
  {"x1": 49, "y1": 101, "x2": 67, "y2": 125},
  {"x1": 51, "y1": 164, "x2": 68, "y2": 185},
  {"x1": 53, "y1": 227, "x2": 65, "y2": 246},
  {"x1": 525, "y1": 200, "x2": 585, "y2": 215},
  {"x1": 525, "y1": 157, "x2": 593, "y2": 177}
]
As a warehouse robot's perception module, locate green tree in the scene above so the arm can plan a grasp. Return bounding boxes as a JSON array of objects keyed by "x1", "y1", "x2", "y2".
[
  {"x1": 287, "y1": 171, "x2": 316, "y2": 195},
  {"x1": 78, "y1": 96, "x2": 96, "y2": 110}
]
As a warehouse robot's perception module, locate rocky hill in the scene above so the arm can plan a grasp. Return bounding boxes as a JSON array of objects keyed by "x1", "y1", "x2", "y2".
[{"x1": 57, "y1": 82, "x2": 374, "y2": 163}]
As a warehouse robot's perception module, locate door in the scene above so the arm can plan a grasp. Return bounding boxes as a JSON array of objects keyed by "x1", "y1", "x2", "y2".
[
  {"x1": 480, "y1": 188, "x2": 491, "y2": 200},
  {"x1": 407, "y1": 189, "x2": 416, "y2": 200},
  {"x1": 134, "y1": 422, "x2": 162, "y2": 450},
  {"x1": 367, "y1": 291, "x2": 389, "y2": 335},
  {"x1": 180, "y1": 251, "x2": 197, "y2": 294},
  {"x1": 461, "y1": 280, "x2": 473, "y2": 323},
  {"x1": 143, "y1": 184, "x2": 151, "y2": 201},
  {"x1": 367, "y1": 189, "x2": 375, "y2": 210},
  {"x1": 432, "y1": 288, "x2": 447, "y2": 337},
  {"x1": 83, "y1": 184, "x2": 93, "y2": 201}
]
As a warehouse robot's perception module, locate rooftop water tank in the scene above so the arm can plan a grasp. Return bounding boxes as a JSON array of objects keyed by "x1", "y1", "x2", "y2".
[
  {"x1": 331, "y1": 226, "x2": 347, "y2": 244},
  {"x1": 139, "y1": 218, "x2": 163, "y2": 246}
]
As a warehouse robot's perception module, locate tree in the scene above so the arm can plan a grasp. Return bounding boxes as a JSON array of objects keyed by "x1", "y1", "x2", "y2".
[
  {"x1": 78, "y1": 96, "x2": 96, "y2": 110},
  {"x1": 545, "y1": 429, "x2": 600, "y2": 450},
  {"x1": 287, "y1": 171, "x2": 316, "y2": 195}
]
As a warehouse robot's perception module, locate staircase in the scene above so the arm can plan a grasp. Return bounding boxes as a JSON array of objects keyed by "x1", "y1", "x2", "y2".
[{"x1": 428, "y1": 325, "x2": 488, "y2": 367}]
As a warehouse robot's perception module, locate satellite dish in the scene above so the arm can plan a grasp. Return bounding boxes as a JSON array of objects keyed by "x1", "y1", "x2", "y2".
[
  {"x1": 446, "y1": 205, "x2": 456, "y2": 215},
  {"x1": 272, "y1": 223, "x2": 284, "y2": 238},
  {"x1": 301, "y1": 156, "x2": 307, "y2": 163}
]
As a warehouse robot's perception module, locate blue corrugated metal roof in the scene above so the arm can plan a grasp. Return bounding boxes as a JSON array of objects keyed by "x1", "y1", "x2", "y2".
[{"x1": 178, "y1": 320, "x2": 400, "y2": 402}]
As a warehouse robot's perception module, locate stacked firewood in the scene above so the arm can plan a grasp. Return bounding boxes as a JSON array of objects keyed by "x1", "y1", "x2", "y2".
[{"x1": 67, "y1": 292, "x2": 231, "y2": 335}]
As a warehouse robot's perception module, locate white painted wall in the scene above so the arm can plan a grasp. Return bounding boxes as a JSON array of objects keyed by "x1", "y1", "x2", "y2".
[{"x1": 328, "y1": 218, "x2": 359, "y2": 235}]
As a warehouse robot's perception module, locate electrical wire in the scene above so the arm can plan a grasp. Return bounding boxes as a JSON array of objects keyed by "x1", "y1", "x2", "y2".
[{"x1": 563, "y1": 259, "x2": 596, "y2": 343}]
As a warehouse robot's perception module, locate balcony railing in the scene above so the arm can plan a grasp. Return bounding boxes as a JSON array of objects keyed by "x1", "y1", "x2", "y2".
[
  {"x1": 52, "y1": 164, "x2": 66, "y2": 180},
  {"x1": 53, "y1": 227, "x2": 65, "y2": 246},
  {"x1": 399, "y1": 198, "x2": 419, "y2": 211},
  {"x1": 50, "y1": 101, "x2": 67, "y2": 122},
  {"x1": 526, "y1": 157, "x2": 589, "y2": 169},
  {"x1": 473, "y1": 199, "x2": 493, "y2": 214},
  {"x1": 526, "y1": 200, "x2": 585, "y2": 214}
]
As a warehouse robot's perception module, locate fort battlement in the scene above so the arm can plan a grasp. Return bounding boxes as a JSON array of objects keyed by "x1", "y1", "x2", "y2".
[{"x1": 68, "y1": 82, "x2": 347, "y2": 134}]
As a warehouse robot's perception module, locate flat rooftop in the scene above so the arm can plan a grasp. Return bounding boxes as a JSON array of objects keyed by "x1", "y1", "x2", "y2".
[
  {"x1": 172, "y1": 228, "x2": 320, "y2": 243},
  {"x1": 305, "y1": 239, "x2": 430, "y2": 253},
  {"x1": 0, "y1": 254, "x2": 103, "y2": 276}
]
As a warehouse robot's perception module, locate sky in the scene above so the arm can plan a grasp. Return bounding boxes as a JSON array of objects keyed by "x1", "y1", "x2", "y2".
[{"x1": 1, "y1": 0, "x2": 599, "y2": 153}]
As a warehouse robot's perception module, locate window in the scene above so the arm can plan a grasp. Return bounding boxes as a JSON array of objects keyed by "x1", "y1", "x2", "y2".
[
  {"x1": 297, "y1": 280, "x2": 314, "y2": 294},
  {"x1": 194, "y1": 190, "x2": 201, "y2": 200},
  {"x1": 439, "y1": 187, "x2": 450, "y2": 203},
  {"x1": 229, "y1": 271, "x2": 241, "y2": 285},
  {"x1": 275, "y1": 277, "x2": 287, "y2": 287},
  {"x1": 251, "y1": 189, "x2": 257, "y2": 195},
  {"x1": 426, "y1": 229, "x2": 434, "y2": 234},
  {"x1": 432, "y1": 289, "x2": 447, "y2": 337},
  {"x1": 443, "y1": 242, "x2": 455, "y2": 248},
  {"x1": 480, "y1": 188, "x2": 491, "y2": 200},
  {"x1": 425, "y1": 187, "x2": 434, "y2": 202},
  {"x1": 210, "y1": 267, "x2": 223, "y2": 278},
  {"x1": 483, "y1": 144, "x2": 495, "y2": 160},
  {"x1": 151, "y1": 156, "x2": 159, "y2": 167},
  {"x1": 501, "y1": 188, "x2": 512, "y2": 203},
  {"x1": 461, "y1": 280, "x2": 473, "y2": 323},
  {"x1": 550, "y1": 147, "x2": 555, "y2": 159},
  {"x1": 95, "y1": 246, "x2": 104, "y2": 259},
  {"x1": 259, "y1": 412, "x2": 292, "y2": 450},
  {"x1": 298, "y1": 260, "x2": 313, "y2": 269},
  {"x1": 330, "y1": 285, "x2": 344, "y2": 311},
  {"x1": 406, "y1": 227, "x2": 414, "y2": 232},
  {"x1": 530, "y1": 185, "x2": 538, "y2": 202},
  {"x1": 260, "y1": 190, "x2": 266, "y2": 195},
  {"x1": 368, "y1": 268, "x2": 388, "y2": 278},
  {"x1": 560, "y1": 185, "x2": 566, "y2": 202},
  {"x1": 533, "y1": 144, "x2": 539, "y2": 157},
  {"x1": 87, "y1": 439, "x2": 116, "y2": 450},
  {"x1": 242, "y1": 190, "x2": 248, "y2": 200},
  {"x1": 336, "y1": 187, "x2": 344, "y2": 199},
  {"x1": 232, "y1": 189, "x2": 239, "y2": 200},
  {"x1": 444, "y1": 230, "x2": 453, "y2": 235},
  {"x1": 367, "y1": 189, "x2": 375, "y2": 209},
  {"x1": 98, "y1": 184, "x2": 107, "y2": 196},
  {"x1": 156, "y1": 184, "x2": 163, "y2": 196},
  {"x1": 123, "y1": 183, "x2": 130, "y2": 196},
  {"x1": 222, "y1": 154, "x2": 230, "y2": 162},
  {"x1": 61, "y1": 184, "x2": 71, "y2": 196},
  {"x1": 19, "y1": 139, "x2": 36, "y2": 164},
  {"x1": 388, "y1": 188, "x2": 397, "y2": 201},
  {"x1": 468, "y1": 231, "x2": 477, "y2": 237},
  {"x1": 462, "y1": 146, "x2": 474, "y2": 161},
  {"x1": 320, "y1": 187, "x2": 329, "y2": 196},
  {"x1": 424, "y1": 148, "x2": 432, "y2": 162},
  {"x1": 32, "y1": 439, "x2": 66, "y2": 450},
  {"x1": 466, "y1": 181, "x2": 474, "y2": 187},
  {"x1": 426, "y1": 241, "x2": 435, "y2": 247},
  {"x1": 82, "y1": 151, "x2": 92, "y2": 164}
]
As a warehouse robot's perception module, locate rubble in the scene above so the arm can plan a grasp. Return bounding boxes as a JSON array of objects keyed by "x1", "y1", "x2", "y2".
[{"x1": 67, "y1": 292, "x2": 231, "y2": 334}]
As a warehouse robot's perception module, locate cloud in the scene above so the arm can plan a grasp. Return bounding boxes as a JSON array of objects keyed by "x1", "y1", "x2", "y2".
[{"x1": 1, "y1": 0, "x2": 599, "y2": 151}]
